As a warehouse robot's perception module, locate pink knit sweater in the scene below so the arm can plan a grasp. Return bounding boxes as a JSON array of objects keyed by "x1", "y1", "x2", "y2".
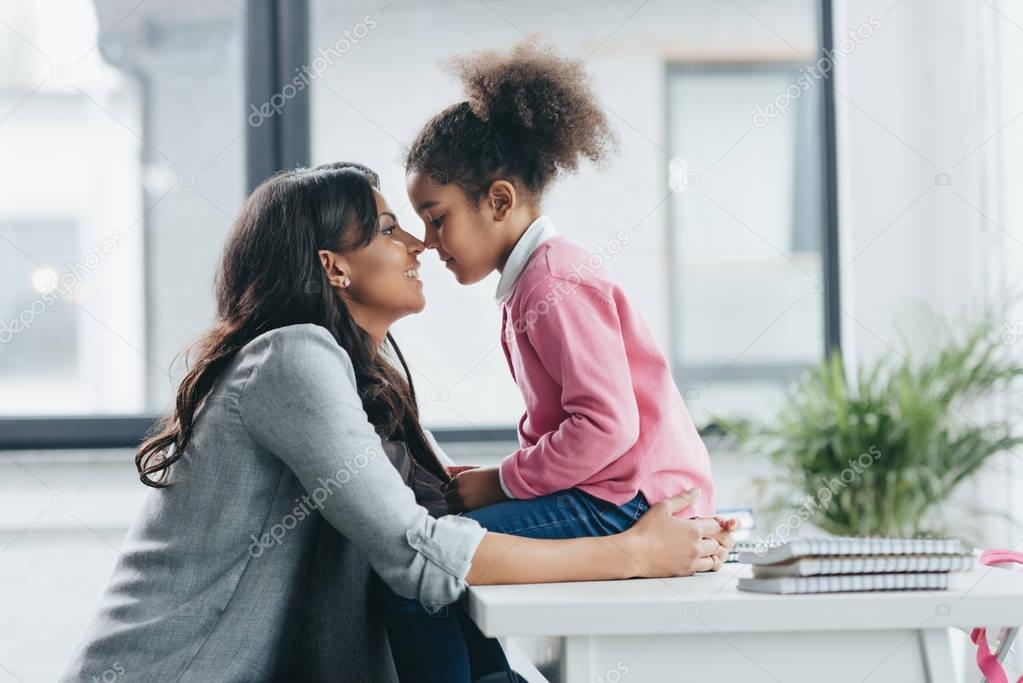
[{"x1": 497, "y1": 235, "x2": 715, "y2": 515}]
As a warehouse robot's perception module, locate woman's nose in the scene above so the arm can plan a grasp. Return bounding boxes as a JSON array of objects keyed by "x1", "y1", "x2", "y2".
[{"x1": 402, "y1": 229, "x2": 425, "y2": 255}]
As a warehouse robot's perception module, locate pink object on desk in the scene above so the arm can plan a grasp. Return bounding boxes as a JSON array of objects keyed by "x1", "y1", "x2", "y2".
[{"x1": 972, "y1": 549, "x2": 1023, "y2": 683}]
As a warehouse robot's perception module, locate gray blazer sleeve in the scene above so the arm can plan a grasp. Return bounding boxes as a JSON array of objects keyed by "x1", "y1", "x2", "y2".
[{"x1": 237, "y1": 324, "x2": 486, "y2": 612}]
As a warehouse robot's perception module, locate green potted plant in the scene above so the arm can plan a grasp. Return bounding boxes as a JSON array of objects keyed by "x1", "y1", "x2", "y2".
[{"x1": 720, "y1": 308, "x2": 1023, "y2": 542}]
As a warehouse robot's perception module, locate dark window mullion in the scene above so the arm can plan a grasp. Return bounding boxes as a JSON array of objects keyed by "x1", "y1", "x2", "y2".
[
  {"x1": 820, "y1": 0, "x2": 843, "y2": 356},
  {"x1": 244, "y1": 0, "x2": 310, "y2": 193}
]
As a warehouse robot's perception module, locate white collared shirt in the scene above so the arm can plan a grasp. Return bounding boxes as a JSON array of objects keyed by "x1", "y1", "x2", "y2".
[{"x1": 494, "y1": 215, "x2": 558, "y2": 303}]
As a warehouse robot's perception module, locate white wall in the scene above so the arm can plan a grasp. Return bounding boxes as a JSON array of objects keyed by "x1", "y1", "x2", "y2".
[
  {"x1": 833, "y1": 0, "x2": 1023, "y2": 554},
  {"x1": 834, "y1": 0, "x2": 1000, "y2": 360}
]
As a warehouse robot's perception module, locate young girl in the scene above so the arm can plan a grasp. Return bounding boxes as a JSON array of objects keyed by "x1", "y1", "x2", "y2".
[
  {"x1": 408, "y1": 40, "x2": 715, "y2": 520},
  {"x1": 381, "y1": 41, "x2": 724, "y2": 682}
]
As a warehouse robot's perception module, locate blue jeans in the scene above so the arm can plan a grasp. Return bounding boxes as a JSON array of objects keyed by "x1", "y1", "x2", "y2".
[{"x1": 380, "y1": 488, "x2": 649, "y2": 683}]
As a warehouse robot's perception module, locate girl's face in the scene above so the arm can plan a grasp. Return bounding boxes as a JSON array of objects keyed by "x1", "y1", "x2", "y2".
[
  {"x1": 406, "y1": 170, "x2": 506, "y2": 285},
  {"x1": 328, "y1": 190, "x2": 426, "y2": 324}
]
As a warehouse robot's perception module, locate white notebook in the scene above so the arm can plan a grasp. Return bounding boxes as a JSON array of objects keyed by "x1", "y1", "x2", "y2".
[
  {"x1": 751, "y1": 553, "x2": 976, "y2": 578},
  {"x1": 738, "y1": 537, "x2": 964, "y2": 565},
  {"x1": 737, "y1": 572, "x2": 951, "y2": 595}
]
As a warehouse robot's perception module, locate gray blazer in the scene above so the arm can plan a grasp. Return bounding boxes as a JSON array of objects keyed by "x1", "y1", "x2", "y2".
[{"x1": 61, "y1": 324, "x2": 486, "y2": 682}]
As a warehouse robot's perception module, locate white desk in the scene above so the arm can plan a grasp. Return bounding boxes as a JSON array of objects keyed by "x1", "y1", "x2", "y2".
[{"x1": 467, "y1": 563, "x2": 1023, "y2": 683}]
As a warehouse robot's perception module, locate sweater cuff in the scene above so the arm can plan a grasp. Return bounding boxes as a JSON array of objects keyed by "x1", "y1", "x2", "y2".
[{"x1": 497, "y1": 462, "x2": 516, "y2": 500}]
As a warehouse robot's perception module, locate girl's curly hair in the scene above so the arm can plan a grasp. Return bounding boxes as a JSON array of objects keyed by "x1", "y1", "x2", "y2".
[{"x1": 406, "y1": 38, "x2": 617, "y2": 201}]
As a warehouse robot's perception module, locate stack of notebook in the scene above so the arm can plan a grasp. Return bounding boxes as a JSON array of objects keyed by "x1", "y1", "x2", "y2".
[{"x1": 736, "y1": 537, "x2": 975, "y2": 594}]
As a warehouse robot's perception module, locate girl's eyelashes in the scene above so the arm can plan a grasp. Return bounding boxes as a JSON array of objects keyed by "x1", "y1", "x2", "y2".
[{"x1": 423, "y1": 210, "x2": 444, "y2": 230}]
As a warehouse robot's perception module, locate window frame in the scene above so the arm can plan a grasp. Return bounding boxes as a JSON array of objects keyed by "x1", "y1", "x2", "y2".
[{"x1": 664, "y1": 54, "x2": 839, "y2": 389}]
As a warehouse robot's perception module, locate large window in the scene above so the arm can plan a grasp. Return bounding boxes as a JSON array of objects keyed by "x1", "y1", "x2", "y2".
[
  {"x1": 1, "y1": 0, "x2": 834, "y2": 443},
  {"x1": 308, "y1": 0, "x2": 829, "y2": 430},
  {"x1": 0, "y1": 221, "x2": 79, "y2": 384},
  {"x1": 667, "y1": 63, "x2": 826, "y2": 423},
  {"x1": 0, "y1": 0, "x2": 246, "y2": 418}
]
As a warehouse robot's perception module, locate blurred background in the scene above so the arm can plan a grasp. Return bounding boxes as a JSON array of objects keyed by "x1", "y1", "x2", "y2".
[{"x1": 2, "y1": 0, "x2": 1023, "y2": 680}]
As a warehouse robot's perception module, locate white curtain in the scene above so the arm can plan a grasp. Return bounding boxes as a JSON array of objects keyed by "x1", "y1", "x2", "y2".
[{"x1": 836, "y1": 1, "x2": 1022, "y2": 679}]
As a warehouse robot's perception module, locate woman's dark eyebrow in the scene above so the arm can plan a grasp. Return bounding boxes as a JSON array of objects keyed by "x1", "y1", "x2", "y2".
[
  {"x1": 378, "y1": 211, "x2": 398, "y2": 222},
  {"x1": 416, "y1": 200, "x2": 438, "y2": 213}
]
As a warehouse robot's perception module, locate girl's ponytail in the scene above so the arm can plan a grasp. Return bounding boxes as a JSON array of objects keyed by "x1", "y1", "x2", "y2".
[{"x1": 407, "y1": 38, "x2": 616, "y2": 201}]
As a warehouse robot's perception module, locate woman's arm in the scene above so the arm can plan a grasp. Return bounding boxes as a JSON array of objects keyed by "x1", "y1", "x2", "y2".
[
  {"x1": 238, "y1": 326, "x2": 732, "y2": 611},
  {"x1": 239, "y1": 326, "x2": 486, "y2": 612},
  {"x1": 467, "y1": 490, "x2": 732, "y2": 584}
]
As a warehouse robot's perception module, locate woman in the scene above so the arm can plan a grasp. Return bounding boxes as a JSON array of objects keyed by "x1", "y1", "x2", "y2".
[{"x1": 61, "y1": 163, "x2": 733, "y2": 682}]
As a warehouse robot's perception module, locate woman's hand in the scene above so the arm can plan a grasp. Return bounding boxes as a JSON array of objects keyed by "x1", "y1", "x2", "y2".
[
  {"x1": 619, "y1": 489, "x2": 735, "y2": 578},
  {"x1": 708, "y1": 516, "x2": 737, "y2": 569},
  {"x1": 466, "y1": 489, "x2": 737, "y2": 586},
  {"x1": 444, "y1": 465, "x2": 509, "y2": 513}
]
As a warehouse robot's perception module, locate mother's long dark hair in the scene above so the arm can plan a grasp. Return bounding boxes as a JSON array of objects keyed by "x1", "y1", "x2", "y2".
[{"x1": 136, "y1": 163, "x2": 447, "y2": 488}]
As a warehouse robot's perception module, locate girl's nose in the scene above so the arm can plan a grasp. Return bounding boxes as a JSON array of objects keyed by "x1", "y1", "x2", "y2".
[{"x1": 422, "y1": 224, "x2": 440, "y2": 251}]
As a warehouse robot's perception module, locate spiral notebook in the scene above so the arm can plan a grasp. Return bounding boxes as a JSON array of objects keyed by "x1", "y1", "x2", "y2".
[
  {"x1": 735, "y1": 536, "x2": 973, "y2": 594},
  {"x1": 738, "y1": 536, "x2": 964, "y2": 565},
  {"x1": 737, "y1": 572, "x2": 951, "y2": 595},
  {"x1": 750, "y1": 553, "x2": 976, "y2": 578}
]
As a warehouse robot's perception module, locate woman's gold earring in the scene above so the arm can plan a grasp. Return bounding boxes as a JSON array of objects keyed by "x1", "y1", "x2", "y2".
[{"x1": 342, "y1": 277, "x2": 351, "y2": 288}]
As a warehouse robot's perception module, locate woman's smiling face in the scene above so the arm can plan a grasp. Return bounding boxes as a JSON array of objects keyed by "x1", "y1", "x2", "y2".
[{"x1": 325, "y1": 189, "x2": 427, "y2": 325}]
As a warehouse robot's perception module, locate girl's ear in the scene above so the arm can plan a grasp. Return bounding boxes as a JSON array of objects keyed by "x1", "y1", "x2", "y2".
[
  {"x1": 318, "y1": 249, "x2": 353, "y2": 291},
  {"x1": 486, "y1": 180, "x2": 516, "y2": 221}
]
